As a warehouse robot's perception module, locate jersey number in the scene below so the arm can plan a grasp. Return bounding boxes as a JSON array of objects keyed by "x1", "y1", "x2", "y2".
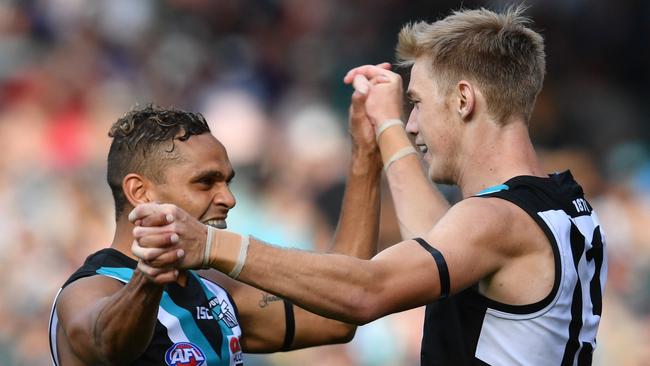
[{"x1": 561, "y1": 223, "x2": 605, "y2": 366}]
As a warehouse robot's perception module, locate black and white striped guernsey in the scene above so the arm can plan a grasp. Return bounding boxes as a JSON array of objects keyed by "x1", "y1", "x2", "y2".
[
  {"x1": 48, "y1": 248, "x2": 244, "y2": 366},
  {"x1": 420, "y1": 171, "x2": 607, "y2": 366}
]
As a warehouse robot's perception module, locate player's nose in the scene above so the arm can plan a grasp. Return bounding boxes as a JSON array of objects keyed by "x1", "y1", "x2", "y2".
[
  {"x1": 215, "y1": 185, "x2": 236, "y2": 209},
  {"x1": 405, "y1": 109, "x2": 419, "y2": 136}
]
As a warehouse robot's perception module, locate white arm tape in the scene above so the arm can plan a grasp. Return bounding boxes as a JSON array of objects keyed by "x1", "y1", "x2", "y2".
[
  {"x1": 228, "y1": 235, "x2": 250, "y2": 279},
  {"x1": 203, "y1": 225, "x2": 216, "y2": 269},
  {"x1": 384, "y1": 146, "x2": 417, "y2": 172},
  {"x1": 375, "y1": 119, "x2": 404, "y2": 142}
]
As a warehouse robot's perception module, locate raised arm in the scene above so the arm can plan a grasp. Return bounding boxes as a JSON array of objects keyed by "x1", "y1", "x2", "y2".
[
  {"x1": 328, "y1": 81, "x2": 383, "y2": 259},
  {"x1": 54, "y1": 267, "x2": 177, "y2": 364},
  {"x1": 344, "y1": 65, "x2": 450, "y2": 238},
  {"x1": 200, "y1": 85, "x2": 384, "y2": 353}
]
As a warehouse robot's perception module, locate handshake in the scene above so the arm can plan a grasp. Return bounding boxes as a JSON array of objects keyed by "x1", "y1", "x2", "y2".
[
  {"x1": 128, "y1": 203, "x2": 245, "y2": 284},
  {"x1": 128, "y1": 62, "x2": 408, "y2": 284}
]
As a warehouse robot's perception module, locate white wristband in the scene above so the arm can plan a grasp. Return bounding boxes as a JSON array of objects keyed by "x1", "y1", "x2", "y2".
[
  {"x1": 375, "y1": 119, "x2": 404, "y2": 142},
  {"x1": 384, "y1": 146, "x2": 417, "y2": 172},
  {"x1": 228, "y1": 235, "x2": 250, "y2": 279},
  {"x1": 203, "y1": 225, "x2": 216, "y2": 269}
]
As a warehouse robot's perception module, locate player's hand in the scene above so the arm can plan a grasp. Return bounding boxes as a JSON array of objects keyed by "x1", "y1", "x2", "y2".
[
  {"x1": 348, "y1": 75, "x2": 379, "y2": 157},
  {"x1": 136, "y1": 260, "x2": 180, "y2": 286},
  {"x1": 344, "y1": 64, "x2": 404, "y2": 125},
  {"x1": 128, "y1": 203, "x2": 207, "y2": 270}
]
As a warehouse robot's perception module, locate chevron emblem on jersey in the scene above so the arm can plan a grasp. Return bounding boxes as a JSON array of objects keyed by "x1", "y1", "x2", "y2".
[{"x1": 207, "y1": 296, "x2": 238, "y2": 328}]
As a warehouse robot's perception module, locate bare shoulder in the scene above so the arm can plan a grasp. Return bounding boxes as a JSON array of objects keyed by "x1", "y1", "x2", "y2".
[
  {"x1": 449, "y1": 196, "x2": 516, "y2": 219},
  {"x1": 456, "y1": 196, "x2": 547, "y2": 252},
  {"x1": 437, "y1": 197, "x2": 516, "y2": 236},
  {"x1": 57, "y1": 276, "x2": 124, "y2": 321},
  {"x1": 433, "y1": 197, "x2": 535, "y2": 254}
]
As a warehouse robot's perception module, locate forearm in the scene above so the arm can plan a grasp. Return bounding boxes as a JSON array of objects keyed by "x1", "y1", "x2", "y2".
[
  {"x1": 385, "y1": 156, "x2": 449, "y2": 238},
  {"x1": 88, "y1": 271, "x2": 162, "y2": 363},
  {"x1": 210, "y1": 238, "x2": 379, "y2": 325},
  {"x1": 330, "y1": 148, "x2": 382, "y2": 259},
  {"x1": 378, "y1": 125, "x2": 449, "y2": 238}
]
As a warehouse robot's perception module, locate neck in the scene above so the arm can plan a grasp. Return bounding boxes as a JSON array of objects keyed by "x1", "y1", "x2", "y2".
[{"x1": 456, "y1": 117, "x2": 544, "y2": 199}]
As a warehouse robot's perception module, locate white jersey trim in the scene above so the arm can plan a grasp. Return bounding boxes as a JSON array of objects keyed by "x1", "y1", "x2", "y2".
[{"x1": 476, "y1": 208, "x2": 606, "y2": 366}]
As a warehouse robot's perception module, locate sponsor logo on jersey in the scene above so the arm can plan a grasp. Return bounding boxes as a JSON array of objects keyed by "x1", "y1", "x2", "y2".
[
  {"x1": 228, "y1": 336, "x2": 244, "y2": 366},
  {"x1": 165, "y1": 342, "x2": 206, "y2": 366},
  {"x1": 196, "y1": 306, "x2": 214, "y2": 320},
  {"x1": 207, "y1": 296, "x2": 238, "y2": 328}
]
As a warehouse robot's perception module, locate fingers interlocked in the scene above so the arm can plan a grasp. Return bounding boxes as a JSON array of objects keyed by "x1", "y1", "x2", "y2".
[
  {"x1": 345, "y1": 62, "x2": 404, "y2": 127},
  {"x1": 129, "y1": 203, "x2": 188, "y2": 284}
]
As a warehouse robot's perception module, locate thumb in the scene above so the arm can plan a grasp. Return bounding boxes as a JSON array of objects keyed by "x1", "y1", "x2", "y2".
[{"x1": 352, "y1": 74, "x2": 370, "y2": 95}]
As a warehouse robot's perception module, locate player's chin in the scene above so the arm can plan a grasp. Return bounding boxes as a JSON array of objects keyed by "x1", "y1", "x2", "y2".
[{"x1": 428, "y1": 161, "x2": 454, "y2": 185}]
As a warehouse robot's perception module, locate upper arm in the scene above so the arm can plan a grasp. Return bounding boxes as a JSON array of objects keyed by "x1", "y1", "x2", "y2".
[
  {"x1": 199, "y1": 270, "x2": 354, "y2": 353},
  {"x1": 364, "y1": 198, "x2": 513, "y2": 318},
  {"x1": 56, "y1": 275, "x2": 124, "y2": 362}
]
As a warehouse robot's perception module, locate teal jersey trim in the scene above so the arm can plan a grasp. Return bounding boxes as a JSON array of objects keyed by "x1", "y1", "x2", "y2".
[
  {"x1": 95, "y1": 266, "x2": 220, "y2": 365},
  {"x1": 158, "y1": 292, "x2": 220, "y2": 364},
  {"x1": 97, "y1": 266, "x2": 134, "y2": 282},
  {"x1": 475, "y1": 184, "x2": 509, "y2": 196},
  {"x1": 191, "y1": 272, "x2": 234, "y2": 335},
  {"x1": 191, "y1": 271, "x2": 235, "y2": 363}
]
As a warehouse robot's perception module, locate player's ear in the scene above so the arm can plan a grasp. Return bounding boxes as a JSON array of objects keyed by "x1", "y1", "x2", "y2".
[
  {"x1": 456, "y1": 80, "x2": 475, "y2": 121},
  {"x1": 123, "y1": 173, "x2": 154, "y2": 207}
]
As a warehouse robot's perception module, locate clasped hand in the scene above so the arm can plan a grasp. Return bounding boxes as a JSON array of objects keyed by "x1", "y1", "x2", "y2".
[
  {"x1": 128, "y1": 203, "x2": 208, "y2": 284},
  {"x1": 344, "y1": 62, "x2": 404, "y2": 126},
  {"x1": 126, "y1": 62, "x2": 403, "y2": 285}
]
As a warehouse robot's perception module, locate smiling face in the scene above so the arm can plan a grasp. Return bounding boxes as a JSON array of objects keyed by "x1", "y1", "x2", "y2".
[
  {"x1": 150, "y1": 133, "x2": 236, "y2": 229},
  {"x1": 405, "y1": 58, "x2": 463, "y2": 184}
]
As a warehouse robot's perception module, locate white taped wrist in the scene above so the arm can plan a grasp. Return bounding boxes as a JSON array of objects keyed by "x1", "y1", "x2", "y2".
[
  {"x1": 203, "y1": 225, "x2": 216, "y2": 268},
  {"x1": 375, "y1": 119, "x2": 404, "y2": 142},
  {"x1": 228, "y1": 235, "x2": 249, "y2": 279},
  {"x1": 384, "y1": 146, "x2": 417, "y2": 172}
]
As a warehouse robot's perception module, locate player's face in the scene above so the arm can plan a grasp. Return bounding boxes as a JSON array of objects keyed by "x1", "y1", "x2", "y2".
[
  {"x1": 405, "y1": 58, "x2": 462, "y2": 184},
  {"x1": 151, "y1": 133, "x2": 236, "y2": 229}
]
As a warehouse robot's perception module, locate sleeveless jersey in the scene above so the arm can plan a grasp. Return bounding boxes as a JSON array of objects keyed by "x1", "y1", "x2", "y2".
[
  {"x1": 420, "y1": 171, "x2": 607, "y2": 366},
  {"x1": 48, "y1": 248, "x2": 244, "y2": 366}
]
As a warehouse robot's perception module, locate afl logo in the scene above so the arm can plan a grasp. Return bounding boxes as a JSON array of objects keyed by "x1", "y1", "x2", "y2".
[{"x1": 165, "y1": 342, "x2": 206, "y2": 366}]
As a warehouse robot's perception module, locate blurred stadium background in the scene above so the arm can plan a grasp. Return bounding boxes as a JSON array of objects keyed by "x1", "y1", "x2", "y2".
[{"x1": 0, "y1": 0, "x2": 648, "y2": 365}]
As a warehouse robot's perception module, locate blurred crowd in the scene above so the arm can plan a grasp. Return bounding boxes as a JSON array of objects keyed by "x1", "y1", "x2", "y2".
[{"x1": 0, "y1": 0, "x2": 648, "y2": 365}]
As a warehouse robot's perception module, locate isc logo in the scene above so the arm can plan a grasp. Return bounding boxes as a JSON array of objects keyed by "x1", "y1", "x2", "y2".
[
  {"x1": 165, "y1": 342, "x2": 206, "y2": 366},
  {"x1": 196, "y1": 306, "x2": 214, "y2": 320}
]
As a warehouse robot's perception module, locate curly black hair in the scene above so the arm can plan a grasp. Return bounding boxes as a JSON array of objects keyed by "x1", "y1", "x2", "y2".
[{"x1": 106, "y1": 104, "x2": 211, "y2": 218}]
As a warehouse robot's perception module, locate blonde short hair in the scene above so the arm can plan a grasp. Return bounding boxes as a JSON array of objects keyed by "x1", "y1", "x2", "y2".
[{"x1": 397, "y1": 6, "x2": 546, "y2": 122}]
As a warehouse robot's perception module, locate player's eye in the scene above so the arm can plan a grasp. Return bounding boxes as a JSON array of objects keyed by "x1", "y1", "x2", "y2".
[{"x1": 196, "y1": 177, "x2": 215, "y2": 187}]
